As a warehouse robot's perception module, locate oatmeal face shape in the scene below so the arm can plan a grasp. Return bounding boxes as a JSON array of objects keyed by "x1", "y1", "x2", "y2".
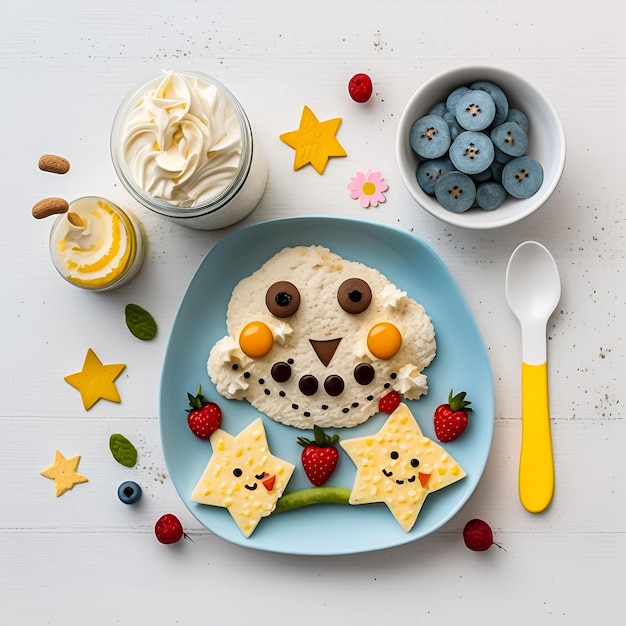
[{"x1": 207, "y1": 246, "x2": 436, "y2": 429}]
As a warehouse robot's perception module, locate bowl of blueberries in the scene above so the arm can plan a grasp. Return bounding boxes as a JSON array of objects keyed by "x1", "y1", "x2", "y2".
[{"x1": 396, "y1": 65, "x2": 566, "y2": 229}]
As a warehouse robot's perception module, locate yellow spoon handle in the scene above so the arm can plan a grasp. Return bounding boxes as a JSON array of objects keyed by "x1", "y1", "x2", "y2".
[{"x1": 519, "y1": 361, "x2": 554, "y2": 513}]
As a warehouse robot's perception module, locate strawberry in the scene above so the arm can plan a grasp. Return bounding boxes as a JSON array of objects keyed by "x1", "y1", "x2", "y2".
[
  {"x1": 433, "y1": 389, "x2": 472, "y2": 442},
  {"x1": 379, "y1": 390, "x2": 401, "y2": 414},
  {"x1": 348, "y1": 73, "x2": 373, "y2": 103},
  {"x1": 297, "y1": 425, "x2": 340, "y2": 486},
  {"x1": 463, "y1": 518, "x2": 498, "y2": 551},
  {"x1": 154, "y1": 513, "x2": 184, "y2": 544},
  {"x1": 186, "y1": 385, "x2": 221, "y2": 439}
]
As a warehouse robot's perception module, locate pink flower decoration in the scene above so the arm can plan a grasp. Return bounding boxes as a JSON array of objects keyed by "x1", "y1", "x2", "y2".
[{"x1": 347, "y1": 170, "x2": 389, "y2": 208}]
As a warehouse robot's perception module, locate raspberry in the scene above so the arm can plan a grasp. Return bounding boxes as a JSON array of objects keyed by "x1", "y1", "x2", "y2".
[
  {"x1": 348, "y1": 73, "x2": 373, "y2": 103},
  {"x1": 463, "y1": 518, "x2": 495, "y2": 551},
  {"x1": 155, "y1": 513, "x2": 184, "y2": 544}
]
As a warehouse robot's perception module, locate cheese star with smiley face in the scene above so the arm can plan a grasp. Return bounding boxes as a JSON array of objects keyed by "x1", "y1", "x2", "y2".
[
  {"x1": 340, "y1": 403, "x2": 466, "y2": 531},
  {"x1": 191, "y1": 418, "x2": 295, "y2": 537}
]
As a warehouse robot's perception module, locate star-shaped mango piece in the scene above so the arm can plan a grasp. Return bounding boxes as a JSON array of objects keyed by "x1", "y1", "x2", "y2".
[
  {"x1": 340, "y1": 403, "x2": 466, "y2": 532},
  {"x1": 191, "y1": 418, "x2": 295, "y2": 537},
  {"x1": 40, "y1": 450, "x2": 89, "y2": 497},
  {"x1": 279, "y1": 105, "x2": 347, "y2": 174},
  {"x1": 64, "y1": 348, "x2": 126, "y2": 410}
]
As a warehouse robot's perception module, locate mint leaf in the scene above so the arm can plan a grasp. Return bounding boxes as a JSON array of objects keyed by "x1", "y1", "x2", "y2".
[
  {"x1": 109, "y1": 433, "x2": 138, "y2": 467},
  {"x1": 125, "y1": 303, "x2": 157, "y2": 341}
]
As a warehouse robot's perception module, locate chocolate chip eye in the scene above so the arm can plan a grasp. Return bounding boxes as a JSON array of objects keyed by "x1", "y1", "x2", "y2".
[
  {"x1": 337, "y1": 278, "x2": 372, "y2": 314},
  {"x1": 390, "y1": 451, "x2": 399, "y2": 460},
  {"x1": 265, "y1": 281, "x2": 300, "y2": 318},
  {"x1": 354, "y1": 363, "x2": 375, "y2": 385},
  {"x1": 233, "y1": 468, "x2": 243, "y2": 477},
  {"x1": 271, "y1": 362, "x2": 292, "y2": 383},
  {"x1": 411, "y1": 458, "x2": 420, "y2": 468}
]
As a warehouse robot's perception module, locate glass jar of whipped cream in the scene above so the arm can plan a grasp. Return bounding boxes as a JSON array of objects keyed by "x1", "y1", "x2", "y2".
[
  {"x1": 49, "y1": 196, "x2": 145, "y2": 291},
  {"x1": 110, "y1": 70, "x2": 268, "y2": 230}
]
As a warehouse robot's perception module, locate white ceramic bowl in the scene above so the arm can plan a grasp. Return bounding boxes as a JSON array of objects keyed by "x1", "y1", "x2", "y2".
[{"x1": 396, "y1": 65, "x2": 566, "y2": 229}]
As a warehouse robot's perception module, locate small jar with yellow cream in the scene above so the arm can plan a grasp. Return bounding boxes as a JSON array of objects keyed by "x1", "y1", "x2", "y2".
[{"x1": 49, "y1": 196, "x2": 145, "y2": 291}]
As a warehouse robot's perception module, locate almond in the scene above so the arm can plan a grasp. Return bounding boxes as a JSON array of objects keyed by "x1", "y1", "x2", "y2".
[
  {"x1": 38, "y1": 154, "x2": 71, "y2": 175},
  {"x1": 32, "y1": 197, "x2": 70, "y2": 219},
  {"x1": 66, "y1": 211, "x2": 85, "y2": 227}
]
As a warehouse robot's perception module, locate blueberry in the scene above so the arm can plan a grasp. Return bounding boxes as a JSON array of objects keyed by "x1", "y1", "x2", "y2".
[
  {"x1": 489, "y1": 160, "x2": 505, "y2": 182},
  {"x1": 409, "y1": 114, "x2": 451, "y2": 159},
  {"x1": 443, "y1": 111, "x2": 463, "y2": 140},
  {"x1": 429, "y1": 101, "x2": 448, "y2": 116},
  {"x1": 455, "y1": 89, "x2": 496, "y2": 131},
  {"x1": 409, "y1": 80, "x2": 543, "y2": 214},
  {"x1": 471, "y1": 168, "x2": 493, "y2": 184},
  {"x1": 445, "y1": 85, "x2": 471, "y2": 114},
  {"x1": 416, "y1": 156, "x2": 455, "y2": 195},
  {"x1": 434, "y1": 171, "x2": 476, "y2": 213},
  {"x1": 449, "y1": 130, "x2": 495, "y2": 175},
  {"x1": 118, "y1": 480, "x2": 142, "y2": 504},
  {"x1": 476, "y1": 182, "x2": 507, "y2": 211},
  {"x1": 490, "y1": 121, "x2": 528, "y2": 157},
  {"x1": 506, "y1": 108, "x2": 530, "y2": 133},
  {"x1": 494, "y1": 145, "x2": 515, "y2": 164},
  {"x1": 501, "y1": 156, "x2": 544, "y2": 198},
  {"x1": 470, "y1": 80, "x2": 509, "y2": 125}
]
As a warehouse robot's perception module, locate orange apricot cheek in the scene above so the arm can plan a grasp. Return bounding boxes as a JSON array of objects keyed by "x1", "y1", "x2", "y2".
[
  {"x1": 367, "y1": 322, "x2": 402, "y2": 359},
  {"x1": 239, "y1": 321, "x2": 274, "y2": 358}
]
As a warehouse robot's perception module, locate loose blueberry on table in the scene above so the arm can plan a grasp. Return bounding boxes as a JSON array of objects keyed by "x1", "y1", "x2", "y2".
[{"x1": 117, "y1": 480, "x2": 142, "y2": 504}]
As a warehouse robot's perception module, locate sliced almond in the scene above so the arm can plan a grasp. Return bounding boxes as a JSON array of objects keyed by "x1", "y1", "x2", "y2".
[
  {"x1": 32, "y1": 197, "x2": 70, "y2": 219},
  {"x1": 38, "y1": 154, "x2": 71, "y2": 175}
]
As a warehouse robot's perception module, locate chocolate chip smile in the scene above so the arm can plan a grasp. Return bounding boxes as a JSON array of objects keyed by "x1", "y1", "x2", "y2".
[{"x1": 382, "y1": 468, "x2": 417, "y2": 485}]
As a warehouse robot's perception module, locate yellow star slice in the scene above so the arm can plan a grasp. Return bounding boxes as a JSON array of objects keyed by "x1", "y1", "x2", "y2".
[
  {"x1": 340, "y1": 403, "x2": 467, "y2": 532},
  {"x1": 191, "y1": 418, "x2": 295, "y2": 537},
  {"x1": 279, "y1": 105, "x2": 347, "y2": 174},
  {"x1": 40, "y1": 450, "x2": 89, "y2": 497},
  {"x1": 64, "y1": 348, "x2": 126, "y2": 410}
]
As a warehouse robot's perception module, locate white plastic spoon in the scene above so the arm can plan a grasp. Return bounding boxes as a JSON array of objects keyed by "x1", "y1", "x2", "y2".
[{"x1": 505, "y1": 241, "x2": 561, "y2": 513}]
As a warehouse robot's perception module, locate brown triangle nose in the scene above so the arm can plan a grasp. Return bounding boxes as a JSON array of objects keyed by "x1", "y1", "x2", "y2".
[{"x1": 309, "y1": 338, "x2": 342, "y2": 367}]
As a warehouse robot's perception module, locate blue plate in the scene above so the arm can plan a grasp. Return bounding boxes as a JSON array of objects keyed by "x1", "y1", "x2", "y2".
[{"x1": 159, "y1": 216, "x2": 494, "y2": 555}]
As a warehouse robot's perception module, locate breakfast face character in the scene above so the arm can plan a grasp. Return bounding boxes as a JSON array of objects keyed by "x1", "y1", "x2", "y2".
[
  {"x1": 207, "y1": 246, "x2": 436, "y2": 429},
  {"x1": 191, "y1": 418, "x2": 295, "y2": 537}
]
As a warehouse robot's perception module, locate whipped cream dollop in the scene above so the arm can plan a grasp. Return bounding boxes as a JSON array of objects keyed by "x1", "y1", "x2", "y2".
[
  {"x1": 121, "y1": 71, "x2": 243, "y2": 207},
  {"x1": 50, "y1": 198, "x2": 141, "y2": 289},
  {"x1": 380, "y1": 283, "x2": 408, "y2": 309},
  {"x1": 392, "y1": 363, "x2": 429, "y2": 400}
]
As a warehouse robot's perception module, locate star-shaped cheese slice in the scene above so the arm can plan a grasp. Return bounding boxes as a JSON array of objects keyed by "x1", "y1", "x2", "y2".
[
  {"x1": 64, "y1": 348, "x2": 126, "y2": 410},
  {"x1": 279, "y1": 105, "x2": 347, "y2": 174},
  {"x1": 340, "y1": 403, "x2": 466, "y2": 532},
  {"x1": 40, "y1": 450, "x2": 89, "y2": 497},
  {"x1": 191, "y1": 418, "x2": 295, "y2": 537}
]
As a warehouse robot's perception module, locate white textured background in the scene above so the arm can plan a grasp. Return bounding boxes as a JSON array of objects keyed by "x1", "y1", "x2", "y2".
[{"x1": 1, "y1": 1, "x2": 624, "y2": 624}]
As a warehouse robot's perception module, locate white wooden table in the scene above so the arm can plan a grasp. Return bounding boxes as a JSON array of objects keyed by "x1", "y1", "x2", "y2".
[{"x1": 2, "y1": 1, "x2": 623, "y2": 623}]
